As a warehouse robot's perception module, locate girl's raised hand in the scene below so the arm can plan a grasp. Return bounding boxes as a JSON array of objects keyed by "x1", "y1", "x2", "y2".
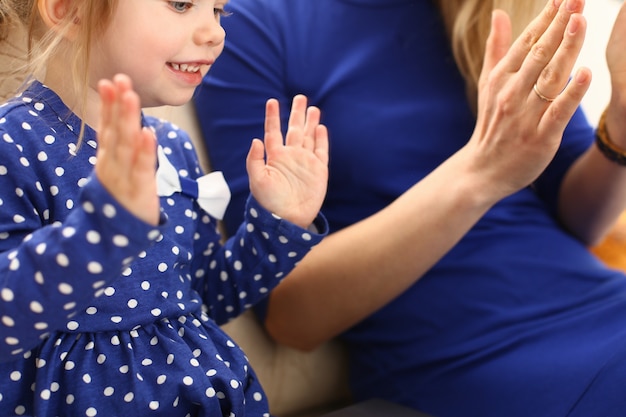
[
  {"x1": 95, "y1": 74, "x2": 160, "y2": 226},
  {"x1": 464, "y1": 0, "x2": 590, "y2": 198},
  {"x1": 246, "y1": 95, "x2": 329, "y2": 229}
]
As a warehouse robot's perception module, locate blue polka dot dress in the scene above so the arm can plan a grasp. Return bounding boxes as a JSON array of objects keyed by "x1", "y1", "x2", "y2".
[{"x1": 0, "y1": 81, "x2": 327, "y2": 417}]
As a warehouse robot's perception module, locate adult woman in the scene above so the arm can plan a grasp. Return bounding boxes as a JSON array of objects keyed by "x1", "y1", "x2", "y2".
[{"x1": 194, "y1": 0, "x2": 626, "y2": 415}]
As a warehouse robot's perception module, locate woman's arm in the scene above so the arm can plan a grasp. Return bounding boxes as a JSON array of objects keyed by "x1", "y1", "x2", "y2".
[
  {"x1": 266, "y1": 1, "x2": 591, "y2": 350},
  {"x1": 558, "y1": 1, "x2": 626, "y2": 245}
]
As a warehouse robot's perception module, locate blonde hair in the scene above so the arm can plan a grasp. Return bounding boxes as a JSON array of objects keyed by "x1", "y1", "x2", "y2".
[
  {"x1": 0, "y1": 0, "x2": 117, "y2": 138},
  {"x1": 0, "y1": 0, "x2": 116, "y2": 97},
  {"x1": 435, "y1": 0, "x2": 545, "y2": 105}
]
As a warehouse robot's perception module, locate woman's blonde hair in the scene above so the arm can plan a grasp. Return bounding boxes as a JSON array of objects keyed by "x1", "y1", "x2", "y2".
[{"x1": 435, "y1": 0, "x2": 545, "y2": 106}]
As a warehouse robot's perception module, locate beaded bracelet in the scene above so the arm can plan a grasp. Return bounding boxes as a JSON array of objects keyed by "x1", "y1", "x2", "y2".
[{"x1": 595, "y1": 107, "x2": 626, "y2": 166}]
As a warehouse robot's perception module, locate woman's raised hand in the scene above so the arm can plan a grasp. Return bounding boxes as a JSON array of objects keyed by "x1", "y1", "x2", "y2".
[
  {"x1": 466, "y1": 0, "x2": 590, "y2": 198},
  {"x1": 246, "y1": 95, "x2": 329, "y2": 229},
  {"x1": 95, "y1": 74, "x2": 160, "y2": 226}
]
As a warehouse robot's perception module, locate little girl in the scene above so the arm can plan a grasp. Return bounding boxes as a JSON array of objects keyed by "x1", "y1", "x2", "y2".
[{"x1": 0, "y1": 1, "x2": 329, "y2": 416}]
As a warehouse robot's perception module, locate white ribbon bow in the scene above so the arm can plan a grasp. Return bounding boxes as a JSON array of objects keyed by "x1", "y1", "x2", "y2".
[{"x1": 156, "y1": 146, "x2": 231, "y2": 220}]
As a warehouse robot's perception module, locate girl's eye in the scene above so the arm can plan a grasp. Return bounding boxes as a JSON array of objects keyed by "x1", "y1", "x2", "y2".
[{"x1": 170, "y1": 1, "x2": 194, "y2": 13}]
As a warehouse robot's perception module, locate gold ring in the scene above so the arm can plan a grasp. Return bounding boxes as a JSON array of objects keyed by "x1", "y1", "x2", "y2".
[{"x1": 533, "y1": 82, "x2": 557, "y2": 103}]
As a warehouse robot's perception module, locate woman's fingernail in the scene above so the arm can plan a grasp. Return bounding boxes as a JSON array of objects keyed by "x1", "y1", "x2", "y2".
[{"x1": 566, "y1": 0, "x2": 579, "y2": 12}]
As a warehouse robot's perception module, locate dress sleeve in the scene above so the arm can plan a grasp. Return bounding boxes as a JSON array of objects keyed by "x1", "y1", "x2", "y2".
[
  {"x1": 192, "y1": 196, "x2": 328, "y2": 326},
  {"x1": 0, "y1": 137, "x2": 164, "y2": 359}
]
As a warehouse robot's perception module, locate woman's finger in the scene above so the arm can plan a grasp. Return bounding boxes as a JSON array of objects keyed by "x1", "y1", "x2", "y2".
[
  {"x1": 502, "y1": 0, "x2": 575, "y2": 74},
  {"x1": 480, "y1": 9, "x2": 513, "y2": 86},
  {"x1": 532, "y1": 13, "x2": 586, "y2": 104}
]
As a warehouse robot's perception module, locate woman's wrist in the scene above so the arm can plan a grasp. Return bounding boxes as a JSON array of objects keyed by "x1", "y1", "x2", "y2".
[{"x1": 595, "y1": 106, "x2": 626, "y2": 166}]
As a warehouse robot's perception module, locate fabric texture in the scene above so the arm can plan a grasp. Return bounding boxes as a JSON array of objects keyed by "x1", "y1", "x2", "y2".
[
  {"x1": 0, "y1": 80, "x2": 327, "y2": 417},
  {"x1": 194, "y1": 1, "x2": 626, "y2": 416}
]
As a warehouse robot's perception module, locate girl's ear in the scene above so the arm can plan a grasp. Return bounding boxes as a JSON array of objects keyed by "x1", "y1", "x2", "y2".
[{"x1": 37, "y1": 0, "x2": 79, "y2": 39}]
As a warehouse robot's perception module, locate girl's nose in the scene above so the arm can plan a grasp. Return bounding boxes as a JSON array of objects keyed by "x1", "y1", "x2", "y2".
[{"x1": 194, "y1": 15, "x2": 226, "y2": 46}]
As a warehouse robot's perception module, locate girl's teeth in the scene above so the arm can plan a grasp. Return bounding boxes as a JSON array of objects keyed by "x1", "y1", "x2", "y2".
[{"x1": 170, "y1": 63, "x2": 200, "y2": 73}]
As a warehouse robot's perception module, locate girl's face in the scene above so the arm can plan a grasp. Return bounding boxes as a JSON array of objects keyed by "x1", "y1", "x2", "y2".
[{"x1": 90, "y1": 0, "x2": 227, "y2": 108}]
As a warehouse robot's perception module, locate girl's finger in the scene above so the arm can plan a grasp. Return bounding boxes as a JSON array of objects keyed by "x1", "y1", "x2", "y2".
[
  {"x1": 263, "y1": 98, "x2": 282, "y2": 153},
  {"x1": 313, "y1": 124, "x2": 330, "y2": 166},
  {"x1": 286, "y1": 95, "x2": 307, "y2": 148},
  {"x1": 303, "y1": 106, "x2": 321, "y2": 152}
]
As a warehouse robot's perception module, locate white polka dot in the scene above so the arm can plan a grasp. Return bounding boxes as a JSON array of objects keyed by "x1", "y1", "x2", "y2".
[
  {"x1": 87, "y1": 262, "x2": 103, "y2": 274},
  {"x1": 103, "y1": 204, "x2": 116, "y2": 218},
  {"x1": 1, "y1": 288, "x2": 14, "y2": 301},
  {"x1": 104, "y1": 387, "x2": 114, "y2": 396},
  {"x1": 124, "y1": 392, "x2": 134, "y2": 402},
  {"x1": 86, "y1": 407, "x2": 97, "y2": 416},
  {"x1": 82, "y1": 200, "x2": 94, "y2": 212},
  {"x1": 66, "y1": 394, "x2": 75, "y2": 404},
  {"x1": 230, "y1": 379, "x2": 239, "y2": 389},
  {"x1": 205, "y1": 387, "x2": 216, "y2": 398},
  {"x1": 58, "y1": 283, "x2": 73, "y2": 294},
  {"x1": 9, "y1": 258, "x2": 19, "y2": 271},
  {"x1": 56, "y1": 253, "x2": 69, "y2": 267},
  {"x1": 113, "y1": 235, "x2": 129, "y2": 247},
  {"x1": 13, "y1": 214, "x2": 25, "y2": 223},
  {"x1": 158, "y1": 263, "x2": 168, "y2": 272},
  {"x1": 2, "y1": 315, "x2": 14, "y2": 327},
  {"x1": 40, "y1": 389, "x2": 51, "y2": 400},
  {"x1": 10, "y1": 371, "x2": 21, "y2": 381},
  {"x1": 30, "y1": 301, "x2": 43, "y2": 313},
  {"x1": 86, "y1": 230, "x2": 101, "y2": 244},
  {"x1": 67, "y1": 321, "x2": 79, "y2": 331},
  {"x1": 253, "y1": 392, "x2": 263, "y2": 401},
  {"x1": 183, "y1": 376, "x2": 193, "y2": 386},
  {"x1": 34, "y1": 322, "x2": 48, "y2": 330}
]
